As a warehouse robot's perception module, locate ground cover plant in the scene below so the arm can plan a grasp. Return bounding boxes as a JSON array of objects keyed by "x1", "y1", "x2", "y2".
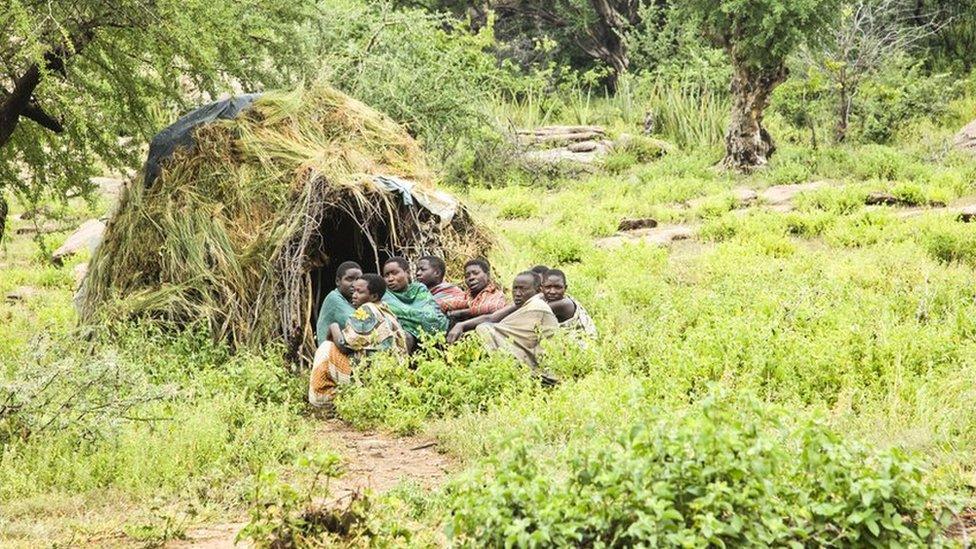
[{"x1": 3, "y1": 0, "x2": 976, "y2": 545}]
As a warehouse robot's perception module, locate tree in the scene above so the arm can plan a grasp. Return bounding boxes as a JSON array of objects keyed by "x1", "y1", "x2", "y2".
[
  {"x1": 800, "y1": 0, "x2": 943, "y2": 142},
  {"x1": 0, "y1": 0, "x2": 321, "y2": 242},
  {"x1": 681, "y1": 0, "x2": 840, "y2": 171},
  {"x1": 397, "y1": 0, "x2": 646, "y2": 92}
]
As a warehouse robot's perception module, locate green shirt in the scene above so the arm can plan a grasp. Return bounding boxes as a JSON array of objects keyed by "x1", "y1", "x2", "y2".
[
  {"x1": 316, "y1": 289, "x2": 355, "y2": 345},
  {"x1": 382, "y1": 282, "x2": 449, "y2": 339}
]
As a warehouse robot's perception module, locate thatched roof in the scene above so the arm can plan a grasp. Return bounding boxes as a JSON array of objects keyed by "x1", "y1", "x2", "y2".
[{"x1": 79, "y1": 83, "x2": 488, "y2": 361}]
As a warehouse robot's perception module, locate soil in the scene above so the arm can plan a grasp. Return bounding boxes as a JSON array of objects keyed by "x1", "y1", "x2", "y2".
[{"x1": 167, "y1": 420, "x2": 454, "y2": 548}]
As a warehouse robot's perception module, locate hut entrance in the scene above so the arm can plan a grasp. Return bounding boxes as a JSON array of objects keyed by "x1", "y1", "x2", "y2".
[{"x1": 308, "y1": 208, "x2": 392, "y2": 332}]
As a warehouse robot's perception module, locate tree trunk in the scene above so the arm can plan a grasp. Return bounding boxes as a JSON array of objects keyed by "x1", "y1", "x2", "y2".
[
  {"x1": 721, "y1": 60, "x2": 787, "y2": 172},
  {"x1": 835, "y1": 80, "x2": 850, "y2": 142},
  {"x1": 0, "y1": 194, "x2": 7, "y2": 244},
  {"x1": 587, "y1": 0, "x2": 637, "y2": 94}
]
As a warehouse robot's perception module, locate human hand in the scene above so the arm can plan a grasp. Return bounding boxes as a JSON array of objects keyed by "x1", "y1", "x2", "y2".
[{"x1": 447, "y1": 324, "x2": 464, "y2": 344}]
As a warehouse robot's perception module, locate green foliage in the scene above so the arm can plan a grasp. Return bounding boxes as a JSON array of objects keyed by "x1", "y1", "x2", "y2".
[
  {"x1": 0, "y1": 0, "x2": 319, "y2": 232},
  {"x1": 602, "y1": 150, "x2": 638, "y2": 174},
  {"x1": 447, "y1": 394, "x2": 955, "y2": 547},
  {"x1": 0, "y1": 326, "x2": 312, "y2": 503},
  {"x1": 239, "y1": 452, "x2": 351, "y2": 547},
  {"x1": 335, "y1": 338, "x2": 536, "y2": 434},
  {"x1": 854, "y1": 65, "x2": 959, "y2": 144},
  {"x1": 683, "y1": 0, "x2": 841, "y2": 69},
  {"x1": 315, "y1": 1, "x2": 514, "y2": 183}
]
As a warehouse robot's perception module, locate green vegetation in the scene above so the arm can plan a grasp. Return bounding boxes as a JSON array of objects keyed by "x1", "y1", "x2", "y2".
[{"x1": 3, "y1": 0, "x2": 976, "y2": 545}]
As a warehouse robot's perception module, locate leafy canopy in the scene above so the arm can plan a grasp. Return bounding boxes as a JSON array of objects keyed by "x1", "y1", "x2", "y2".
[
  {"x1": 0, "y1": 0, "x2": 321, "y2": 216},
  {"x1": 684, "y1": 0, "x2": 840, "y2": 67}
]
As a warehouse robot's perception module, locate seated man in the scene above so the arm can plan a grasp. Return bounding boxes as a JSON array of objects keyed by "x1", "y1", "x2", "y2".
[
  {"x1": 416, "y1": 255, "x2": 465, "y2": 311},
  {"x1": 382, "y1": 256, "x2": 449, "y2": 349},
  {"x1": 309, "y1": 274, "x2": 407, "y2": 407},
  {"x1": 447, "y1": 271, "x2": 558, "y2": 368},
  {"x1": 315, "y1": 260, "x2": 362, "y2": 345},
  {"x1": 440, "y1": 258, "x2": 508, "y2": 323},
  {"x1": 541, "y1": 269, "x2": 598, "y2": 339}
]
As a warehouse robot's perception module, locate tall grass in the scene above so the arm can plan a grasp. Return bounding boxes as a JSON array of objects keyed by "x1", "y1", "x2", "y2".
[{"x1": 491, "y1": 75, "x2": 729, "y2": 150}]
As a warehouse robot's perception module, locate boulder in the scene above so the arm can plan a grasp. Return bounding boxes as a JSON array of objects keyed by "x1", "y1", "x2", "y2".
[
  {"x1": 953, "y1": 119, "x2": 976, "y2": 155},
  {"x1": 596, "y1": 225, "x2": 695, "y2": 249},
  {"x1": 959, "y1": 205, "x2": 976, "y2": 223},
  {"x1": 52, "y1": 219, "x2": 105, "y2": 265},
  {"x1": 91, "y1": 176, "x2": 125, "y2": 199},
  {"x1": 5, "y1": 286, "x2": 38, "y2": 302},
  {"x1": 618, "y1": 218, "x2": 658, "y2": 231},
  {"x1": 760, "y1": 182, "x2": 828, "y2": 208}
]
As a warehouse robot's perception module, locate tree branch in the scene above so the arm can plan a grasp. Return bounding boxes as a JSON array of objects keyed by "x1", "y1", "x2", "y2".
[{"x1": 21, "y1": 102, "x2": 63, "y2": 132}]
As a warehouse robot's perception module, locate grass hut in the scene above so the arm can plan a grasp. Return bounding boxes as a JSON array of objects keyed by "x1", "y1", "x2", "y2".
[{"x1": 80, "y1": 84, "x2": 489, "y2": 361}]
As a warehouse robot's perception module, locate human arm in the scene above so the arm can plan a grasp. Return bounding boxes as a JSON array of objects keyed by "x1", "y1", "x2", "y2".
[
  {"x1": 446, "y1": 303, "x2": 518, "y2": 344},
  {"x1": 547, "y1": 298, "x2": 576, "y2": 323}
]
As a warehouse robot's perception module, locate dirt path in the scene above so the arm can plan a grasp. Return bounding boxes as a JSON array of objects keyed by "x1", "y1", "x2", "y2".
[{"x1": 168, "y1": 420, "x2": 454, "y2": 548}]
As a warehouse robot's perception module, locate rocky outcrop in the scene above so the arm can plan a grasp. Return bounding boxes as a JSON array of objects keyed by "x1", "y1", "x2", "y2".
[{"x1": 953, "y1": 119, "x2": 976, "y2": 155}]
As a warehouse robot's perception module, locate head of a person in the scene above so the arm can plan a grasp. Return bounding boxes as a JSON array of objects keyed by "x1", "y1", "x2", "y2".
[
  {"x1": 382, "y1": 257, "x2": 411, "y2": 292},
  {"x1": 416, "y1": 255, "x2": 446, "y2": 288},
  {"x1": 512, "y1": 270, "x2": 541, "y2": 307},
  {"x1": 530, "y1": 265, "x2": 550, "y2": 278},
  {"x1": 352, "y1": 273, "x2": 387, "y2": 307},
  {"x1": 334, "y1": 261, "x2": 363, "y2": 300},
  {"x1": 464, "y1": 258, "x2": 491, "y2": 295},
  {"x1": 541, "y1": 269, "x2": 567, "y2": 302}
]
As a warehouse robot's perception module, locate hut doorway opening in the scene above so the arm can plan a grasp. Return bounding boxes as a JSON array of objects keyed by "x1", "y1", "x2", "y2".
[{"x1": 308, "y1": 208, "x2": 392, "y2": 332}]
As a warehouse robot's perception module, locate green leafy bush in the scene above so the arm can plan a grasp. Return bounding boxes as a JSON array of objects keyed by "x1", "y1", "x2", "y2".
[
  {"x1": 335, "y1": 338, "x2": 536, "y2": 434},
  {"x1": 498, "y1": 198, "x2": 539, "y2": 220},
  {"x1": 602, "y1": 150, "x2": 638, "y2": 174},
  {"x1": 447, "y1": 395, "x2": 954, "y2": 547}
]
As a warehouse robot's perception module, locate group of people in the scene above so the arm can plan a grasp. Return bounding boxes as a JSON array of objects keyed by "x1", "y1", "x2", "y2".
[{"x1": 308, "y1": 256, "x2": 596, "y2": 407}]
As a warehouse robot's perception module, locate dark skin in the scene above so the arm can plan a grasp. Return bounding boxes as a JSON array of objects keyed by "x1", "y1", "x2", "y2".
[
  {"x1": 541, "y1": 274, "x2": 576, "y2": 323},
  {"x1": 336, "y1": 268, "x2": 363, "y2": 300},
  {"x1": 446, "y1": 273, "x2": 537, "y2": 343},
  {"x1": 328, "y1": 279, "x2": 380, "y2": 349},
  {"x1": 415, "y1": 259, "x2": 443, "y2": 289},
  {"x1": 447, "y1": 263, "x2": 492, "y2": 322},
  {"x1": 383, "y1": 262, "x2": 410, "y2": 293}
]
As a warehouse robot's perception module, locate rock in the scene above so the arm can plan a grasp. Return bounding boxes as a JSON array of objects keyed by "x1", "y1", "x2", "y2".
[
  {"x1": 517, "y1": 126, "x2": 607, "y2": 148},
  {"x1": 596, "y1": 225, "x2": 695, "y2": 249},
  {"x1": 568, "y1": 140, "x2": 600, "y2": 153},
  {"x1": 52, "y1": 219, "x2": 105, "y2": 266},
  {"x1": 5, "y1": 286, "x2": 38, "y2": 301},
  {"x1": 959, "y1": 205, "x2": 976, "y2": 223},
  {"x1": 91, "y1": 176, "x2": 125, "y2": 198},
  {"x1": 864, "y1": 192, "x2": 905, "y2": 206},
  {"x1": 732, "y1": 187, "x2": 759, "y2": 204},
  {"x1": 523, "y1": 147, "x2": 605, "y2": 167},
  {"x1": 953, "y1": 119, "x2": 976, "y2": 155},
  {"x1": 14, "y1": 221, "x2": 63, "y2": 235},
  {"x1": 760, "y1": 182, "x2": 828, "y2": 207},
  {"x1": 618, "y1": 218, "x2": 658, "y2": 231}
]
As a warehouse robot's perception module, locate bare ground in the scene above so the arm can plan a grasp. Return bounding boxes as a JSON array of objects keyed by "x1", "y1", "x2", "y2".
[{"x1": 167, "y1": 420, "x2": 454, "y2": 548}]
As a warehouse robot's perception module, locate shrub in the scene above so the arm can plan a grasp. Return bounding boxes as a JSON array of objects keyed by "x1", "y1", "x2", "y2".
[
  {"x1": 335, "y1": 338, "x2": 536, "y2": 434},
  {"x1": 602, "y1": 150, "x2": 638, "y2": 174},
  {"x1": 850, "y1": 145, "x2": 910, "y2": 181},
  {"x1": 614, "y1": 135, "x2": 674, "y2": 163},
  {"x1": 498, "y1": 198, "x2": 539, "y2": 220},
  {"x1": 447, "y1": 395, "x2": 954, "y2": 547}
]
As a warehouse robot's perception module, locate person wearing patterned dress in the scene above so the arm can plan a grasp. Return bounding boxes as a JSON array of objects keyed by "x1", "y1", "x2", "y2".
[{"x1": 308, "y1": 274, "x2": 407, "y2": 408}]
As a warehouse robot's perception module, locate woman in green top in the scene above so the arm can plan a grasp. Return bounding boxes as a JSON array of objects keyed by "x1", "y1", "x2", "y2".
[
  {"x1": 315, "y1": 261, "x2": 362, "y2": 345},
  {"x1": 382, "y1": 256, "x2": 448, "y2": 350}
]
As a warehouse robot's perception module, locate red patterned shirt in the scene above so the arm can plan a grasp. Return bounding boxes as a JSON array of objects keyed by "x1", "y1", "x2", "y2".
[{"x1": 441, "y1": 282, "x2": 509, "y2": 316}]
